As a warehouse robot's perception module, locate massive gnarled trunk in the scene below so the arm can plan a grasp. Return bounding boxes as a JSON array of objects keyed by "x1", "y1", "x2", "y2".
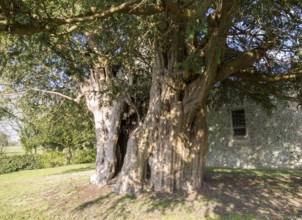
[
  {"x1": 114, "y1": 0, "x2": 241, "y2": 194},
  {"x1": 82, "y1": 64, "x2": 125, "y2": 187},
  {"x1": 115, "y1": 21, "x2": 210, "y2": 194}
]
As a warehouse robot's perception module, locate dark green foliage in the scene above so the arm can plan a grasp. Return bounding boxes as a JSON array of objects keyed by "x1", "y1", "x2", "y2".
[
  {"x1": 0, "y1": 148, "x2": 96, "y2": 174},
  {"x1": 72, "y1": 148, "x2": 97, "y2": 164},
  {"x1": 0, "y1": 155, "x2": 43, "y2": 174},
  {"x1": 39, "y1": 152, "x2": 66, "y2": 168},
  {"x1": 19, "y1": 99, "x2": 96, "y2": 154}
]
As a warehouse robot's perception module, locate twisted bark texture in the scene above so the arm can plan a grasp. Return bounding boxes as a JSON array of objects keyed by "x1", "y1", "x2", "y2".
[
  {"x1": 115, "y1": 18, "x2": 210, "y2": 194},
  {"x1": 82, "y1": 63, "x2": 124, "y2": 187}
]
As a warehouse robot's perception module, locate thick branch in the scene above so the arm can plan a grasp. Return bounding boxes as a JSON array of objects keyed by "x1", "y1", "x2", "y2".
[
  {"x1": 226, "y1": 77, "x2": 302, "y2": 103},
  {"x1": 253, "y1": 69, "x2": 302, "y2": 82},
  {"x1": 0, "y1": 0, "x2": 213, "y2": 35},
  {"x1": 216, "y1": 45, "x2": 270, "y2": 82},
  {"x1": 0, "y1": 0, "x2": 141, "y2": 35},
  {"x1": 203, "y1": 0, "x2": 239, "y2": 89},
  {"x1": 50, "y1": 0, "x2": 140, "y2": 24},
  {"x1": 235, "y1": 68, "x2": 302, "y2": 84}
]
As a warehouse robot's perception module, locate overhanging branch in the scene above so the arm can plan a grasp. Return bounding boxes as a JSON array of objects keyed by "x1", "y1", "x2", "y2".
[
  {"x1": 235, "y1": 67, "x2": 302, "y2": 84},
  {"x1": 0, "y1": 0, "x2": 142, "y2": 35},
  {"x1": 216, "y1": 44, "x2": 272, "y2": 82},
  {"x1": 0, "y1": 82, "x2": 83, "y2": 103},
  {"x1": 225, "y1": 76, "x2": 302, "y2": 103},
  {"x1": 26, "y1": 87, "x2": 83, "y2": 103}
]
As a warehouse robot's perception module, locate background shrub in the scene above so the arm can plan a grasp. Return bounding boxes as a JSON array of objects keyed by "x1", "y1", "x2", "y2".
[
  {"x1": 0, "y1": 148, "x2": 96, "y2": 175},
  {"x1": 0, "y1": 155, "x2": 43, "y2": 174},
  {"x1": 39, "y1": 152, "x2": 66, "y2": 168},
  {"x1": 72, "y1": 148, "x2": 96, "y2": 164}
]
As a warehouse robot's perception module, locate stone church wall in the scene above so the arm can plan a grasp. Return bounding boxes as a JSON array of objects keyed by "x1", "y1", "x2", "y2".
[{"x1": 206, "y1": 102, "x2": 302, "y2": 169}]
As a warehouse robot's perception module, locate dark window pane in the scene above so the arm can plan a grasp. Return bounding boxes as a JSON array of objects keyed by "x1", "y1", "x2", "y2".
[
  {"x1": 234, "y1": 128, "x2": 246, "y2": 136},
  {"x1": 231, "y1": 109, "x2": 246, "y2": 136}
]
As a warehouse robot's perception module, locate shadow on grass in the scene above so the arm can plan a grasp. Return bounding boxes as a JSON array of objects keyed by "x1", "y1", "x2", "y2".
[
  {"x1": 143, "y1": 192, "x2": 191, "y2": 215},
  {"x1": 73, "y1": 192, "x2": 137, "y2": 220},
  {"x1": 72, "y1": 168, "x2": 301, "y2": 220},
  {"x1": 74, "y1": 193, "x2": 114, "y2": 211},
  {"x1": 57, "y1": 164, "x2": 95, "y2": 175},
  {"x1": 205, "y1": 167, "x2": 302, "y2": 178},
  {"x1": 202, "y1": 170, "x2": 302, "y2": 220},
  {"x1": 73, "y1": 191, "x2": 188, "y2": 220}
]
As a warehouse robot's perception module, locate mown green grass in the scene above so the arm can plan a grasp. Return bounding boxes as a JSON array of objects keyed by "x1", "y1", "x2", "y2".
[
  {"x1": 0, "y1": 164, "x2": 95, "y2": 219},
  {"x1": 0, "y1": 165, "x2": 300, "y2": 220}
]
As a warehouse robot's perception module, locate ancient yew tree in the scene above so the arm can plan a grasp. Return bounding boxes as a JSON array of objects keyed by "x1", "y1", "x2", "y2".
[{"x1": 0, "y1": 0, "x2": 301, "y2": 194}]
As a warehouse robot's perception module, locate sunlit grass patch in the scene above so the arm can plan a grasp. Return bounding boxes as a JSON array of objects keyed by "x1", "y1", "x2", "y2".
[
  {"x1": 0, "y1": 163, "x2": 95, "y2": 219},
  {"x1": 0, "y1": 165, "x2": 300, "y2": 220}
]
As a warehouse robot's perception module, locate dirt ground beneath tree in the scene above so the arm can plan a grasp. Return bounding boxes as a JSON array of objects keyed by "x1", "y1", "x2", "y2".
[{"x1": 46, "y1": 168, "x2": 301, "y2": 220}]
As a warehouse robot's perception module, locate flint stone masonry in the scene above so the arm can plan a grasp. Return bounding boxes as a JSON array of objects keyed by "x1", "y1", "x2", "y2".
[{"x1": 206, "y1": 102, "x2": 302, "y2": 169}]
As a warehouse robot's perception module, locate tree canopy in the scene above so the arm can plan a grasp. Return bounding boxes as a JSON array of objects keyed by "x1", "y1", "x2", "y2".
[
  {"x1": 0, "y1": 0, "x2": 301, "y2": 105},
  {"x1": 19, "y1": 95, "x2": 96, "y2": 154}
]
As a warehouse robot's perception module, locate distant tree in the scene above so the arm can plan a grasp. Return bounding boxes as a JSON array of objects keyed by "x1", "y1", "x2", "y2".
[
  {"x1": 19, "y1": 95, "x2": 96, "y2": 162},
  {"x1": 0, "y1": 132, "x2": 9, "y2": 155}
]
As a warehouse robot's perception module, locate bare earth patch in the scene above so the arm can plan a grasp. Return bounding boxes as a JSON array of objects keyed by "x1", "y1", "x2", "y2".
[{"x1": 43, "y1": 169, "x2": 302, "y2": 220}]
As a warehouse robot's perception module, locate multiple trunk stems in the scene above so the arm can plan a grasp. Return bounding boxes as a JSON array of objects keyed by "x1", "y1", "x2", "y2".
[
  {"x1": 86, "y1": 14, "x2": 212, "y2": 194},
  {"x1": 115, "y1": 49, "x2": 209, "y2": 194}
]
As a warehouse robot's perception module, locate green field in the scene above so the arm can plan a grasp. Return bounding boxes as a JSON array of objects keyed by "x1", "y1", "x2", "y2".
[
  {"x1": 0, "y1": 164, "x2": 96, "y2": 220},
  {"x1": 3, "y1": 145, "x2": 44, "y2": 155},
  {"x1": 0, "y1": 165, "x2": 301, "y2": 220},
  {"x1": 3, "y1": 145, "x2": 25, "y2": 155}
]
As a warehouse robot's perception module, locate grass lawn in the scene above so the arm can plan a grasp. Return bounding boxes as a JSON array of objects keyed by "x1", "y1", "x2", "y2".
[
  {"x1": 3, "y1": 145, "x2": 25, "y2": 155},
  {"x1": 0, "y1": 165, "x2": 301, "y2": 220},
  {"x1": 3, "y1": 145, "x2": 44, "y2": 155}
]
